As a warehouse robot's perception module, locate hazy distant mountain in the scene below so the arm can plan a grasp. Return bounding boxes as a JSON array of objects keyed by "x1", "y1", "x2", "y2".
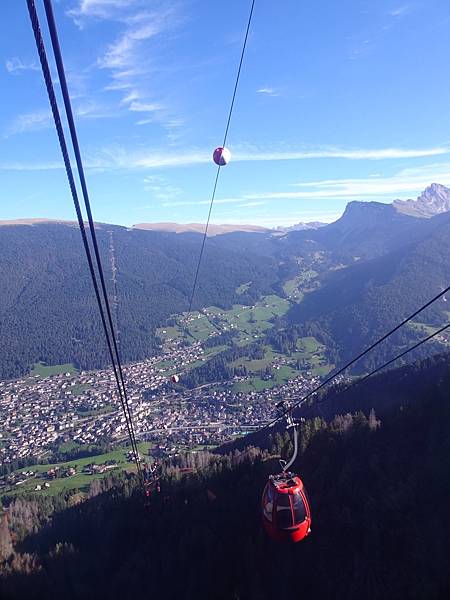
[
  {"x1": 0, "y1": 218, "x2": 77, "y2": 227},
  {"x1": 274, "y1": 221, "x2": 326, "y2": 233},
  {"x1": 394, "y1": 183, "x2": 450, "y2": 218},
  {"x1": 277, "y1": 200, "x2": 430, "y2": 266},
  {"x1": 133, "y1": 222, "x2": 271, "y2": 235},
  {"x1": 133, "y1": 221, "x2": 326, "y2": 236}
]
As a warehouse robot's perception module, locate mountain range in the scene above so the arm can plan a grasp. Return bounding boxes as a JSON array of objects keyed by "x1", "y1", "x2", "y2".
[{"x1": 1, "y1": 183, "x2": 449, "y2": 379}]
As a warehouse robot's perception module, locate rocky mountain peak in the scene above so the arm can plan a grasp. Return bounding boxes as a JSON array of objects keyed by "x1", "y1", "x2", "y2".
[{"x1": 394, "y1": 183, "x2": 450, "y2": 218}]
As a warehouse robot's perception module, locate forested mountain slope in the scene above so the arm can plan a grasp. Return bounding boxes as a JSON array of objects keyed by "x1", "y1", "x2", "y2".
[
  {"x1": 287, "y1": 210, "x2": 450, "y2": 370},
  {"x1": 0, "y1": 223, "x2": 279, "y2": 379},
  {"x1": 1, "y1": 354, "x2": 450, "y2": 599},
  {"x1": 2, "y1": 185, "x2": 450, "y2": 380}
]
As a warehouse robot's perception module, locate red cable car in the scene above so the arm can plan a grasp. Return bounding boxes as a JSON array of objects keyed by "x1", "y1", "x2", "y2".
[
  {"x1": 262, "y1": 472, "x2": 311, "y2": 543},
  {"x1": 261, "y1": 405, "x2": 311, "y2": 543}
]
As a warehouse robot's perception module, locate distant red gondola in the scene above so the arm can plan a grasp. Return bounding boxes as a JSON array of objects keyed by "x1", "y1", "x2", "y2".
[{"x1": 171, "y1": 374, "x2": 180, "y2": 383}]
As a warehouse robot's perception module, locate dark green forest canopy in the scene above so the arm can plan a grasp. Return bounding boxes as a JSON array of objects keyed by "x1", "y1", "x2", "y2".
[
  {"x1": 1, "y1": 354, "x2": 450, "y2": 599},
  {"x1": 0, "y1": 224, "x2": 279, "y2": 379}
]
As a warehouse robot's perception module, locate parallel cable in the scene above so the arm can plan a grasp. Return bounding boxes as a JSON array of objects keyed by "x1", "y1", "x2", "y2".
[
  {"x1": 42, "y1": 0, "x2": 143, "y2": 483},
  {"x1": 265, "y1": 287, "x2": 450, "y2": 429},
  {"x1": 26, "y1": 0, "x2": 143, "y2": 486},
  {"x1": 326, "y1": 321, "x2": 450, "y2": 402},
  {"x1": 182, "y1": 0, "x2": 255, "y2": 338}
]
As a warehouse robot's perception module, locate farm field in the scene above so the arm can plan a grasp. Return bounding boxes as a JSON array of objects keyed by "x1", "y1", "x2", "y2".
[
  {"x1": 282, "y1": 269, "x2": 318, "y2": 299},
  {"x1": 30, "y1": 362, "x2": 79, "y2": 377},
  {"x1": 1, "y1": 442, "x2": 153, "y2": 499},
  {"x1": 157, "y1": 294, "x2": 333, "y2": 391}
]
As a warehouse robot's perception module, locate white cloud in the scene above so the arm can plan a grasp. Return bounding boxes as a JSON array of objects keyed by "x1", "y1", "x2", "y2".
[
  {"x1": 73, "y1": 101, "x2": 118, "y2": 119},
  {"x1": 0, "y1": 161, "x2": 63, "y2": 171},
  {"x1": 159, "y1": 162, "x2": 450, "y2": 211},
  {"x1": 98, "y1": 19, "x2": 165, "y2": 70},
  {"x1": 244, "y1": 163, "x2": 450, "y2": 203},
  {"x1": 67, "y1": 0, "x2": 138, "y2": 23},
  {"x1": 104, "y1": 80, "x2": 133, "y2": 91},
  {"x1": 120, "y1": 90, "x2": 140, "y2": 104},
  {"x1": 4, "y1": 102, "x2": 116, "y2": 137},
  {"x1": 5, "y1": 110, "x2": 52, "y2": 136},
  {"x1": 390, "y1": 5, "x2": 412, "y2": 17},
  {"x1": 143, "y1": 175, "x2": 182, "y2": 200},
  {"x1": 105, "y1": 144, "x2": 450, "y2": 169},
  {"x1": 238, "y1": 201, "x2": 267, "y2": 208},
  {"x1": 235, "y1": 146, "x2": 449, "y2": 161},
  {"x1": 92, "y1": 4, "x2": 182, "y2": 132},
  {"x1": 257, "y1": 87, "x2": 279, "y2": 97},
  {"x1": 129, "y1": 101, "x2": 163, "y2": 112},
  {"x1": 5, "y1": 57, "x2": 39, "y2": 73},
  {"x1": 3, "y1": 145, "x2": 449, "y2": 170}
]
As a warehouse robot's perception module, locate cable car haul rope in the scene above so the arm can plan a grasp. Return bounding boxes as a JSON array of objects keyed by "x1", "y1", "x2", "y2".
[
  {"x1": 182, "y1": 0, "x2": 256, "y2": 342},
  {"x1": 26, "y1": 0, "x2": 450, "y2": 540}
]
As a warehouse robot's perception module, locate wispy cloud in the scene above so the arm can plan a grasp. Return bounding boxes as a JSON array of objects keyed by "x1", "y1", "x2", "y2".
[
  {"x1": 158, "y1": 162, "x2": 450, "y2": 210},
  {"x1": 4, "y1": 102, "x2": 117, "y2": 137},
  {"x1": 5, "y1": 57, "x2": 39, "y2": 74},
  {"x1": 257, "y1": 87, "x2": 279, "y2": 97},
  {"x1": 390, "y1": 5, "x2": 413, "y2": 18},
  {"x1": 235, "y1": 146, "x2": 448, "y2": 161},
  {"x1": 5, "y1": 110, "x2": 52, "y2": 136},
  {"x1": 143, "y1": 175, "x2": 182, "y2": 200},
  {"x1": 98, "y1": 19, "x2": 166, "y2": 71},
  {"x1": 73, "y1": 101, "x2": 119, "y2": 119},
  {"x1": 67, "y1": 0, "x2": 138, "y2": 24},
  {"x1": 129, "y1": 100, "x2": 163, "y2": 113},
  {"x1": 348, "y1": 4, "x2": 414, "y2": 60},
  {"x1": 74, "y1": 1, "x2": 182, "y2": 126},
  {"x1": 2, "y1": 144, "x2": 449, "y2": 169},
  {"x1": 68, "y1": 2, "x2": 187, "y2": 139},
  {"x1": 0, "y1": 161, "x2": 63, "y2": 171},
  {"x1": 246, "y1": 163, "x2": 450, "y2": 202},
  {"x1": 89, "y1": 144, "x2": 450, "y2": 170},
  {"x1": 239, "y1": 201, "x2": 267, "y2": 208},
  {"x1": 112, "y1": 144, "x2": 450, "y2": 168}
]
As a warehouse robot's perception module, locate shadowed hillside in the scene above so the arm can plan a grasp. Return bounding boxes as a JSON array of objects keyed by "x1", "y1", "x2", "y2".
[{"x1": 1, "y1": 354, "x2": 450, "y2": 599}]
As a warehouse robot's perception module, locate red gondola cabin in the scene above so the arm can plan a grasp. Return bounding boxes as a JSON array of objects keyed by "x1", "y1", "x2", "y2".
[{"x1": 262, "y1": 472, "x2": 311, "y2": 543}]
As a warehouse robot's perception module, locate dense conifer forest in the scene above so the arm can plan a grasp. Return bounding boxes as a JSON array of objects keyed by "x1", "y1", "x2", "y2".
[
  {"x1": 0, "y1": 224, "x2": 279, "y2": 379},
  {"x1": 1, "y1": 353, "x2": 449, "y2": 599}
]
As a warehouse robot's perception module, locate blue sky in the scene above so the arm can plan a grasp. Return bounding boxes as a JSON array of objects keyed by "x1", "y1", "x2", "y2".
[{"x1": 1, "y1": 0, "x2": 450, "y2": 227}]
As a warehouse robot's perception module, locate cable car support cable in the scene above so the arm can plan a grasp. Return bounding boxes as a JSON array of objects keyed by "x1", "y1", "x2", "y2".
[
  {"x1": 182, "y1": 0, "x2": 256, "y2": 337},
  {"x1": 264, "y1": 289, "x2": 450, "y2": 430},
  {"x1": 41, "y1": 0, "x2": 142, "y2": 481},
  {"x1": 26, "y1": 0, "x2": 144, "y2": 487},
  {"x1": 308, "y1": 320, "x2": 450, "y2": 414}
]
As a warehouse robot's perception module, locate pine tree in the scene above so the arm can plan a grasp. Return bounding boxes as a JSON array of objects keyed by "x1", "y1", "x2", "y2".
[{"x1": 0, "y1": 514, "x2": 13, "y2": 561}]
